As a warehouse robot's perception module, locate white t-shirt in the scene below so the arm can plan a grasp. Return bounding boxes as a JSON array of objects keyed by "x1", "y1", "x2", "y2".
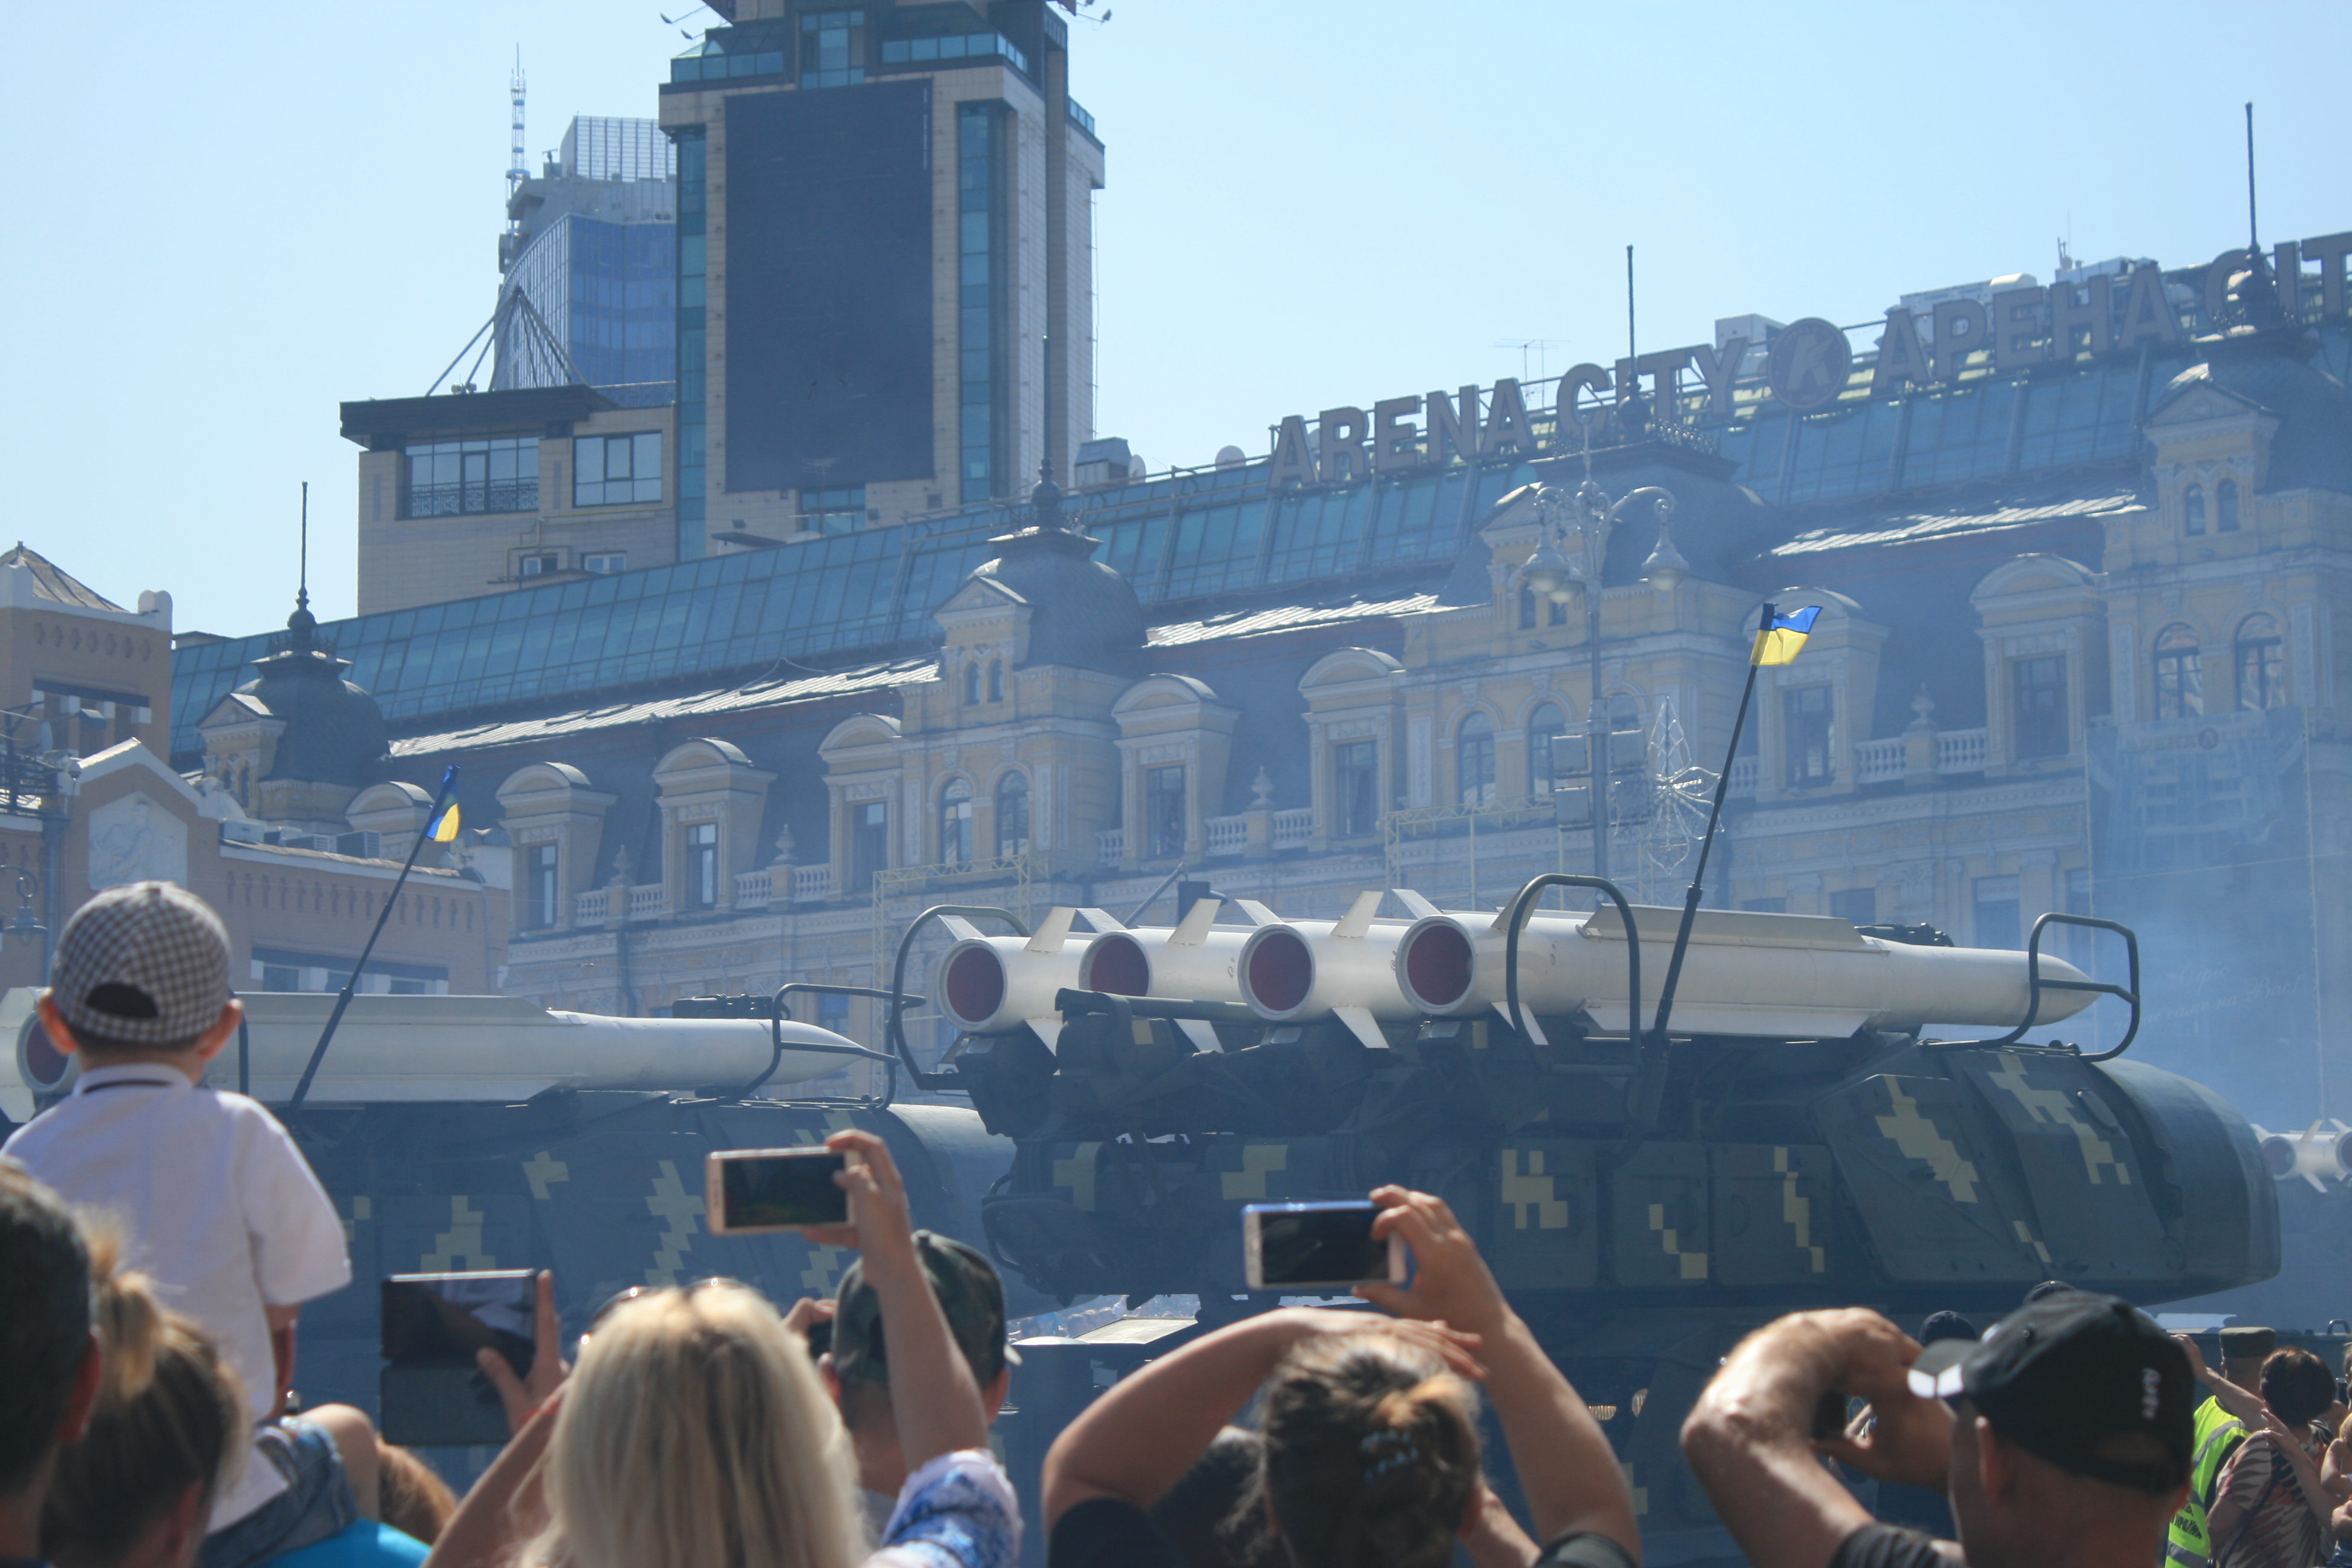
[{"x1": 5, "y1": 1063, "x2": 354, "y2": 1528}]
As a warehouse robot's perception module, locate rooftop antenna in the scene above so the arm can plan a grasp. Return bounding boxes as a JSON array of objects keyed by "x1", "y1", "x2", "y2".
[
  {"x1": 2244, "y1": 100, "x2": 2259, "y2": 252},
  {"x1": 508, "y1": 50, "x2": 527, "y2": 200},
  {"x1": 297, "y1": 481, "x2": 309, "y2": 615},
  {"x1": 1626, "y1": 243, "x2": 1638, "y2": 368}
]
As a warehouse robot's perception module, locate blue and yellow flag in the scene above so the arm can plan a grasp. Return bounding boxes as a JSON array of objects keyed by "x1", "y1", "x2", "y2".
[
  {"x1": 1751, "y1": 604, "x2": 1822, "y2": 666},
  {"x1": 426, "y1": 765, "x2": 462, "y2": 842}
]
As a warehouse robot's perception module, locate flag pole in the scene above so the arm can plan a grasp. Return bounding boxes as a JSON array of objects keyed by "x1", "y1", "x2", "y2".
[
  {"x1": 1647, "y1": 604, "x2": 1772, "y2": 1047},
  {"x1": 289, "y1": 766, "x2": 459, "y2": 1110}
]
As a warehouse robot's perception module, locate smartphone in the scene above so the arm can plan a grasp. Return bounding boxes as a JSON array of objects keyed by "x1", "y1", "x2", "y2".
[
  {"x1": 705, "y1": 1146, "x2": 854, "y2": 1234},
  {"x1": 1242, "y1": 1200, "x2": 1405, "y2": 1293},
  {"x1": 379, "y1": 1270, "x2": 537, "y2": 1448}
]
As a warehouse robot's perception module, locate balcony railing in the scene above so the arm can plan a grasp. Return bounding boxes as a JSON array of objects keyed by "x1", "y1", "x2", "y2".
[
  {"x1": 734, "y1": 869, "x2": 772, "y2": 907},
  {"x1": 573, "y1": 889, "x2": 608, "y2": 924},
  {"x1": 1204, "y1": 815, "x2": 1249, "y2": 857},
  {"x1": 1936, "y1": 728, "x2": 1988, "y2": 773},
  {"x1": 626, "y1": 883, "x2": 664, "y2": 920},
  {"x1": 792, "y1": 864, "x2": 832, "y2": 902},
  {"x1": 1728, "y1": 758, "x2": 1758, "y2": 797},
  {"x1": 1272, "y1": 808, "x2": 1313, "y2": 850},
  {"x1": 1096, "y1": 828, "x2": 1123, "y2": 865},
  {"x1": 1855, "y1": 737, "x2": 1907, "y2": 785}
]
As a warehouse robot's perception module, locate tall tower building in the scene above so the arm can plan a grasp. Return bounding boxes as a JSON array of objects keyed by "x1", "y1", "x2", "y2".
[
  {"x1": 659, "y1": 1, "x2": 1104, "y2": 559},
  {"x1": 495, "y1": 116, "x2": 679, "y2": 401}
]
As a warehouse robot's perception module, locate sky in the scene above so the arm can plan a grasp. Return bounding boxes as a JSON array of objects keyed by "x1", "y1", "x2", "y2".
[{"x1": 2, "y1": 1, "x2": 2345, "y2": 634}]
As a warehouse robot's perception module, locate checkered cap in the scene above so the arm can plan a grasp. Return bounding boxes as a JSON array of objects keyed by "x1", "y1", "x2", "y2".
[
  {"x1": 831, "y1": 1230, "x2": 1019, "y2": 1386},
  {"x1": 50, "y1": 883, "x2": 232, "y2": 1048}
]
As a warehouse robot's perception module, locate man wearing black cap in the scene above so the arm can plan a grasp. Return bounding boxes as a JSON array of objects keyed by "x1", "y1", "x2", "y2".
[{"x1": 1682, "y1": 1293, "x2": 2194, "y2": 1568}]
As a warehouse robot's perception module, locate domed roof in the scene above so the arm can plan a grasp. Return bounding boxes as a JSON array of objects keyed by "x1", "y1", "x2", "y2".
[
  {"x1": 2161, "y1": 304, "x2": 2352, "y2": 496},
  {"x1": 958, "y1": 465, "x2": 1147, "y2": 676},
  {"x1": 234, "y1": 601, "x2": 391, "y2": 789}
]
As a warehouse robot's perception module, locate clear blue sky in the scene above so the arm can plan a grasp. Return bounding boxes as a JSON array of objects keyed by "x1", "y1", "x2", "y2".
[{"x1": 3, "y1": 2, "x2": 2343, "y2": 634}]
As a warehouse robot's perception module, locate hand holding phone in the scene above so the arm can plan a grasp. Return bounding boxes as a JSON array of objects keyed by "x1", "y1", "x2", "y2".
[
  {"x1": 1243, "y1": 1200, "x2": 1407, "y2": 1294},
  {"x1": 380, "y1": 1269, "x2": 539, "y2": 1447},
  {"x1": 706, "y1": 1146, "x2": 856, "y2": 1234}
]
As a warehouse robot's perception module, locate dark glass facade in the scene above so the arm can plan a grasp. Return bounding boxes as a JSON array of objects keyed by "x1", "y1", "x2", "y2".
[
  {"x1": 959, "y1": 103, "x2": 1008, "y2": 503},
  {"x1": 675, "y1": 126, "x2": 708, "y2": 561}
]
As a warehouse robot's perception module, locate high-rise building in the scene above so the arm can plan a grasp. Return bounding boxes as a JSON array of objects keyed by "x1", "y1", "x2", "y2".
[
  {"x1": 659, "y1": 1, "x2": 1105, "y2": 559},
  {"x1": 495, "y1": 116, "x2": 679, "y2": 400}
]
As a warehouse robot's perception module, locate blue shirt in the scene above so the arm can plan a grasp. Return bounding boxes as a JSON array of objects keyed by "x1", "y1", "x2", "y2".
[{"x1": 266, "y1": 1523, "x2": 428, "y2": 1568}]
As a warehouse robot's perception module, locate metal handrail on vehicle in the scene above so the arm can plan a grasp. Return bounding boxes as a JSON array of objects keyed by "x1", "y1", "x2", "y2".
[{"x1": 1923, "y1": 912, "x2": 2140, "y2": 1060}]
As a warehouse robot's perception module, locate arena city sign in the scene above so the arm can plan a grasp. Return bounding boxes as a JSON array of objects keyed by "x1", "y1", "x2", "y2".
[{"x1": 1267, "y1": 230, "x2": 2352, "y2": 491}]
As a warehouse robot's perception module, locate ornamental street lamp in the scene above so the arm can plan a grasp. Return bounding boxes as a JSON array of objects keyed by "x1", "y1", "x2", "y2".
[{"x1": 1527, "y1": 477, "x2": 1685, "y2": 881}]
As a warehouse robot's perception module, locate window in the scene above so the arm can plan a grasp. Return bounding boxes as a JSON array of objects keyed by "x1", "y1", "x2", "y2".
[
  {"x1": 518, "y1": 553, "x2": 560, "y2": 579},
  {"x1": 817, "y1": 991, "x2": 852, "y2": 1035},
  {"x1": 1973, "y1": 874, "x2": 2021, "y2": 949},
  {"x1": 1335, "y1": 740, "x2": 1379, "y2": 837},
  {"x1": 2217, "y1": 478, "x2": 2241, "y2": 532},
  {"x1": 2235, "y1": 613, "x2": 2285, "y2": 710},
  {"x1": 2011, "y1": 656, "x2": 2068, "y2": 760},
  {"x1": 2154, "y1": 624, "x2": 2202, "y2": 719},
  {"x1": 1457, "y1": 713, "x2": 1497, "y2": 808},
  {"x1": 252, "y1": 947, "x2": 447, "y2": 996},
  {"x1": 1518, "y1": 586, "x2": 1537, "y2": 629},
  {"x1": 939, "y1": 779, "x2": 973, "y2": 866},
  {"x1": 573, "y1": 432, "x2": 662, "y2": 507},
  {"x1": 2183, "y1": 483, "x2": 2206, "y2": 536},
  {"x1": 799, "y1": 8, "x2": 866, "y2": 87},
  {"x1": 1145, "y1": 765, "x2": 1186, "y2": 858},
  {"x1": 403, "y1": 436, "x2": 537, "y2": 517},
  {"x1": 850, "y1": 802, "x2": 888, "y2": 893},
  {"x1": 995, "y1": 773, "x2": 1030, "y2": 859},
  {"x1": 801, "y1": 486, "x2": 866, "y2": 535},
  {"x1": 1829, "y1": 888, "x2": 1877, "y2": 926},
  {"x1": 1514, "y1": 586, "x2": 1566, "y2": 630},
  {"x1": 685, "y1": 822, "x2": 719, "y2": 909},
  {"x1": 1527, "y1": 704, "x2": 1568, "y2": 795},
  {"x1": 526, "y1": 843, "x2": 560, "y2": 929},
  {"x1": 957, "y1": 104, "x2": 1004, "y2": 502},
  {"x1": 1783, "y1": 687, "x2": 1834, "y2": 786},
  {"x1": 1550, "y1": 595, "x2": 1569, "y2": 627},
  {"x1": 987, "y1": 663, "x2": 1004, "y2": 703},
  {"x1": 962, "y1": 662, "x2": 981, "y2": 705},
  {"x1": 583, "y1": 552, "x2": 627, "y2": 574}
]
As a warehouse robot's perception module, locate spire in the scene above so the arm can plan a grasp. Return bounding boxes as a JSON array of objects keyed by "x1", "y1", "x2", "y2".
[
  {"x1": 286, "y1": 482, "x2": 318, "y2": 653},
  {"x1": 2218, "y1": 102, "x2": 2286, "y2": 335},
  {"x1": 1028, "y1": 458, "x2": 1068, "y2": 532}
]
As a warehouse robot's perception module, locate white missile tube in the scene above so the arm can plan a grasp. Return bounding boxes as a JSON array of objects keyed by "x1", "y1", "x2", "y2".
[
  {"x1": 931, "y1": 907, "x2": 1100, "y2": 1045},
  {"x1": 1235, "y1": 891, "x2": 1469, "y2": 1049},
  {"x1": 12, "y1": 990, "x2": 866, "y2": 1105},
  {"x1": 1076, "y1": 896, "x2": 1279, "y2": 1007},
  {"x1": 1392, "y1": 904, "x2": 2099, "y2": 1039}
]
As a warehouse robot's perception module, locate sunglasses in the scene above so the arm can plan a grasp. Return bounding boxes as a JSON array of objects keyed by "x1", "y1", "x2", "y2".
[{"x1": 580, "y1": 1276, "x2": 756, "y2": 1344}]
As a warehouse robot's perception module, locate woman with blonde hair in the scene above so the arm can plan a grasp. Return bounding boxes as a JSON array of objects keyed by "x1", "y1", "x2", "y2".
[{"x1": 428, "y1": 1129, "x2": 1015, "y2": 1568}]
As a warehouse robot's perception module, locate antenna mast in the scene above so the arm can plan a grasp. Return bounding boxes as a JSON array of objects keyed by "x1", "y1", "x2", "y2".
[
  {"x1": 509, "y1": 50, "x2": 528, "y2": 201},
  {"x1": 2244, "y1": 100, "x2": 2259, "y2": 252},
  {"x1": 298, "y1": 481, "x2": 310, "y2": 613}
]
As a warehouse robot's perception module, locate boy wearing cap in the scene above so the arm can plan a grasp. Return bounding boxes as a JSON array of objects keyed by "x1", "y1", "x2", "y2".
[
  {"x1": 1682, "y1": 1293, "x2": 2195, "y2": 1568},
  {"x1": 814, "y1": 1230, "x2": 1019, "y2": 1541},
  {"x1": 3, "y1": 883, "x2": 381, "y2": 1568}
]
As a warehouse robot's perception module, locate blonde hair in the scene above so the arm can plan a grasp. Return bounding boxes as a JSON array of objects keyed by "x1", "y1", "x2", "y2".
[
  {"x1": 44, "y1": 1232, "x2": 246, "y2": 1568},
  {"x1": 526, "y1": 1282, "x2": 863, "y2": 1568}
]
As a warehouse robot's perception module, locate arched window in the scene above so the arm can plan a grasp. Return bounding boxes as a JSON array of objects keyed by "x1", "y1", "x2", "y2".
[
  {"x1": 2154, "y1": 624, "x2": 2203, "y2": 720},
  {"x1": 938, "y1": 779, "x2": 973, "y2": 866},
  {"x1": 2235, "y1": 613, "x2": 2285, "y2": 711},
  {"x1": 2217, "y1": 479, "x2": 2241, "y2": 532},
  {"x1": 1457, "y1": 712, "x2": 1496, "y2": 808},
  {"x1": 1517, "y1": 586, "x2": 1538, "y2": 630},
  {"x1": 1549, "y1": 594, "x2": 1569, "y2": 627},
  {"x1": 988, "y1": 662, "x2": 1004, "y2": 702},
  {"x1": 2183, "y1": 484, "x2": 2206, "y2": 536},
  {"x1": 995, "y1": 772, "x2": 1031, "y2": 858},
  {"x1": 1527, "y1": 702, "x2": 1568, "y2": 794},
  {"x1": 961, "y1": 662, "x2": 980, "y2": 705}
]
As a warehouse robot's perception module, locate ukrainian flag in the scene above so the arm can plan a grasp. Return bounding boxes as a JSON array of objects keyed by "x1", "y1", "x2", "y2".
[
  {"x1": 1751, "y1": 604, "x2": 1822, "y2": 666},
  {"x1": 426, "y1": 765, "x2": 462, "y2": 843}
]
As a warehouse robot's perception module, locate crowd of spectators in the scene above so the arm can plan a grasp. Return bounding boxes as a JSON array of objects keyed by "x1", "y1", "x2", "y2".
[{"x1": 8, "y1": 880, "x2": 2352, "y2": 1568}]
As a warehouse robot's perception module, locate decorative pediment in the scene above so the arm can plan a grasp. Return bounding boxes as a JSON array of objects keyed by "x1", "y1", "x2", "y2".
[
  {"x1": 820, "y1": 712, "x2": 904, "y2": 757},
  {"x1": 1970, "y1": 554, "x2": 2099, "y2": 608},
  {"x1": 1299, "y1": 647, "x2": 1406, "y2": 694},
  {"x1": 2146, "y1": 377, "x2": 2265, "y2": 431}
]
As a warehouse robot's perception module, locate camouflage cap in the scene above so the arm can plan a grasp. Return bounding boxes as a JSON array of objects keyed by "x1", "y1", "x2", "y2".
[{"x1": 831, "y1": 1230, "x2": 1018, "y2": 1386}]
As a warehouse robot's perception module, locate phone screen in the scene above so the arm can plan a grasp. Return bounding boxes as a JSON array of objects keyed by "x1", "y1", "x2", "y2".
[
  {"x1": 1250, "y1": 1201, "x2": 1387, "y2": 1289},
  {"x1": 379, "y1": 1270, "x2": 537, "y2": 1448},
  {"x1": 717, "y1": 1149, "x2": 849, "y2": 1230}
]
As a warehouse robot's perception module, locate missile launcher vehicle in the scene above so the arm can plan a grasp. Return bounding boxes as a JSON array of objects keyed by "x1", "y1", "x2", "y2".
[{"x1": 0, "y1": 877, "x2": 2279, "y2": 1562}]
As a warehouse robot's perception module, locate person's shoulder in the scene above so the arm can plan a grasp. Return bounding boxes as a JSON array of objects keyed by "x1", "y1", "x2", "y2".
[{"x1": 1047, "y1": 1498, "x2": 1186, "y2": 1568}]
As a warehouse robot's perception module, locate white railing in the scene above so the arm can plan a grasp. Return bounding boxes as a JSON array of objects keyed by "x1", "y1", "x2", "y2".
[
  {"x1": 792, "y1": 864, "x2": 832, "y2": 902},
  {"x1": 1855, "y1": 736, "x2": 1907, "y2": 785},
  {"x1": 1097, "y1": 828, "x2": 1123, "y2": 864},
  {"x1": 1204, "y1": 814, "x2": 1249, "y2": 857},
  {"x1": 734, "y1": 869, "x2": 773, "y2": 907},
  {"x1": 626, "y1": 883, "x2": 664, "y2": 920},
  {"x1": 1727, "y1": 757, "x2": 1757, "y2": 796},
  {"x1": 1272, "y1": 809, "x2": 1313, "y2": 850},
  {"x1": 573, "y1": 889, "x2": 610, "y2": 924},
  {"x1": 1936, "y1": 728, "x2": 1988, "y2": 773}
]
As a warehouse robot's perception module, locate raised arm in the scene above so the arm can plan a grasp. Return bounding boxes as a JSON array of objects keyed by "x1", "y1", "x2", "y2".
[
  {"x1": 1357, "y1": 1187, "x2": 1638, "y2": 1562},
  {"x1": 1042, "y1": 1307, "x2": 1483, "y2": 1529},
  {"x1": 809, "y1": 1129, "x2": 987, "y2": 1471},
  {"x1": 1682, "y1": 1310, "x2": 1953, "y2": 1568}
]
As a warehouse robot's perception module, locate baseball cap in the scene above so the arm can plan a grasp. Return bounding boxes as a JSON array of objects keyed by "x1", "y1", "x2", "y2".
[
  {"x1": 2219, "y1": 1325, "x2": 2277, "y2": 1361},
  {"x1": 48, "y1": 883, "x2": 232, "y2": 1048},
  {"x1": 831, "y1": 1230, "x2": 1019, "y2": 1386},
  {"x1": 1906, "y1": 1292, "x2": 2192, "y2": 1494}
]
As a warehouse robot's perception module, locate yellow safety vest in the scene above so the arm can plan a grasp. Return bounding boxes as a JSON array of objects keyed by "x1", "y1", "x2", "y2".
[{"x1": 2167, "y1": 1397, "x2": 2250, "y2": 1568}]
